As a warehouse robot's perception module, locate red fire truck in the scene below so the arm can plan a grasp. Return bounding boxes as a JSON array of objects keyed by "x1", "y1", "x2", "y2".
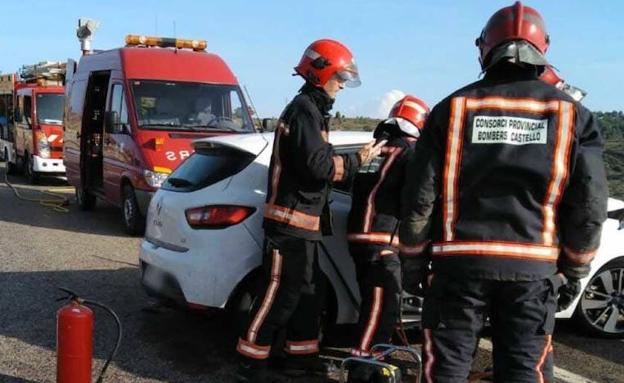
[
  {"x1": 0, "y1": 62, "x2": 66, "y2": 182},
  {"x1": 64, "y1": 35, "x2": 256, "y2": 234}
]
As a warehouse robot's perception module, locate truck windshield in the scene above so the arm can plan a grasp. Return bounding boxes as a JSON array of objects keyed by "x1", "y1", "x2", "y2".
[
  {"x1": 131, "y1": 80, "x2": 254, "y2": 132},
  {"x1": 36, "y1": 94, "x2": 64, "y2": 125}
]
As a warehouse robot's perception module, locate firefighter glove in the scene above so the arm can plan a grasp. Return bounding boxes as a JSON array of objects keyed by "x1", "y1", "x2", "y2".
[
  {"x1": 401, "y1": 257, "x2": 427, "y2": 296},
  {"x1": 557, "y1": 275, "x2": 582, "y2": 311}
]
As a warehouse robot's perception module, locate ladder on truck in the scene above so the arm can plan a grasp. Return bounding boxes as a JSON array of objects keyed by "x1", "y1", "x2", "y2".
[{"x1": 19, "y1": 61, "x2": 66, "y2": 85}]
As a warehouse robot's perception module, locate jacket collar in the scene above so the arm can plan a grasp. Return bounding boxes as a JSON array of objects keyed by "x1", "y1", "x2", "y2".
[{"x1": 300, "y1": 82, "x2": 334, "y2": 115}]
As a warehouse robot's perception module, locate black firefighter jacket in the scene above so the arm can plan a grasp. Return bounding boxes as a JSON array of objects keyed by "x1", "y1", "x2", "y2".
[
  {"x1": 263, "y1": 84, "x2": 360, "y2": 241},
  {"x1": 347, "y1": 122, "x2": 417, "y2": 251},
  {"x1": 399, "y1": 64, "x2": 609, "y2": 281}
]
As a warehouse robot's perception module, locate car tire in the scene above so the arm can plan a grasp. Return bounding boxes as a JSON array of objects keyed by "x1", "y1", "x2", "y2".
[
  {"x1": 76, "y1": 187, "x2": 96, "y2": 211},
  {"x1": 574, "y1": 258, "x2": 624, "y2": 338},
  {"x1": 24, "y1": 152, "x2": 39, "y2": 184},
  {"x1": 122, "y1": 184, "x2": 145, "y2": 236},
  {"x1": 226, "y1": 271, "x2": 261, "y2": 335}
]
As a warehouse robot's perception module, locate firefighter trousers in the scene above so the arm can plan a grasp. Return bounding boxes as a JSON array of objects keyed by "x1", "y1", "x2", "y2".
[
  {"x1": 237, "y1": 234, "x2": 327, "y2": 362},
  {"x1": 421, "y1": 273, "x2": 564, "y2": 383},
  {"x1": 350, "y1": 244, "x2": 402, "y2": 356}
]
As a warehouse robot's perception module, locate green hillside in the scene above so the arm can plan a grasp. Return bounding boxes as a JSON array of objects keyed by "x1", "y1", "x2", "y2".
[{"x1": 331, "y1": 112, "x2": 624, "y2": 199}]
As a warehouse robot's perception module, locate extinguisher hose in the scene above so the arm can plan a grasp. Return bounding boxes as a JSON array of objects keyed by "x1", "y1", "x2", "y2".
[{"x1": 82, "y1": 299, "x2": 123, "y2": 383}]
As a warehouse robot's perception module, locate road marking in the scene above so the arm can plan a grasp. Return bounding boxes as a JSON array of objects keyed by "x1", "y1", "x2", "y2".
[{"x1": 478, "y1": 338, "x2": 598, "y2": 383}]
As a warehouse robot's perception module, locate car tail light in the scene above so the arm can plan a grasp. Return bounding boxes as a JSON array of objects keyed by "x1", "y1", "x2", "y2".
[{"x1": 185, "y1": 205, "x2": 256, "y2": 229}]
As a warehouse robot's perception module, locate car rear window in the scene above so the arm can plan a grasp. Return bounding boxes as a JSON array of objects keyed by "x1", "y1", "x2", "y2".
[{"x1": 161, "y1": 143, "x2": 255, "y2": 193}]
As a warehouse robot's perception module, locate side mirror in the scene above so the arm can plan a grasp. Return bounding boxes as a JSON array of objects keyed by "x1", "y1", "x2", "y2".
[
  {"x1": 261, "y1": 118, "x2": 278, "y2": 132},
  {"x1": 105, "y1": 111, "x2": 121, "y2": 133}
]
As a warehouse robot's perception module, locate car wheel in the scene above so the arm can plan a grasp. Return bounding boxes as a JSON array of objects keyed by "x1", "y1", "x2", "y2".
[
  {"x1": 76, "y1": 187, "x2": 96, "y2": 211},
  {"x1": 122, "y1": 184, "x2": 145, "y2": 235},
  {"x1": 226, "y1": 271, "x2": 261, "y2": 334},
  {"x1": 24, "y1": 153, "x2": 39, "y2": 184},
  {"x1": 575, "y1": 258, "x2": 624, "y2": 338}
]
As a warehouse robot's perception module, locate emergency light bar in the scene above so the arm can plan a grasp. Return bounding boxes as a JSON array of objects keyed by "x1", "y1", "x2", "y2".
[{"x1": 125, "y1": 35, "x2": 207, "y2": 51}]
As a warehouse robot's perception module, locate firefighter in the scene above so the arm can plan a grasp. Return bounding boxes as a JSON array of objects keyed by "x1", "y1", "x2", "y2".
[
  {"x1": 236, "y1": 39, "x2": 384, "y2": 383},
  {"x1": 345, "y1": 96, "x2": 429, "y2": 382},
  {"x1": 399, "y1": 2, "x2": 608, "y2": 382}
]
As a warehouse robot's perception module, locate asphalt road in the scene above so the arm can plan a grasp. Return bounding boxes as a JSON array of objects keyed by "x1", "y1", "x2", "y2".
[{"x1": 0, "y1": 163, "x2": 622, "y2": 383}]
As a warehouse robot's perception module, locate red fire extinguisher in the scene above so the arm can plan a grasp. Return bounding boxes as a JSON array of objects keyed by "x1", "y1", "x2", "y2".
[{"x1": 56, "y1": 287, "x2": 122, "y2": 383}]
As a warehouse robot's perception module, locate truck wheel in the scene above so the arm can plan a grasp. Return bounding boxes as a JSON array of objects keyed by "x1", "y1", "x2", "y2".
[
  {"x1": 122, "y1": 184, "x2": 145, "y2": 236},
  {"x1": 76, "y1": 187, "x2": 96, "y2": 211},
  {"x1": 24, "y1": 153, "x2": 39, "y2": 184}
]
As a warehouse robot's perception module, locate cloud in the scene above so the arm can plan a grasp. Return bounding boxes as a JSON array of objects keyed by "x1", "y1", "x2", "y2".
[{"x1": 377, "y1": 89, "x2": 405, "y2": 118}]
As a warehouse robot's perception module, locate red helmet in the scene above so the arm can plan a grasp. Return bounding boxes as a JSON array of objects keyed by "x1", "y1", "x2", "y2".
[
  {"x1": 540, "y1": 65, "x2": 563, "y2": 87},
  {"x1": 385, "y1": 95, "x2": 430, "y2": 138},
  {"x1": 540, "y1": 65, "x2": 587, "y2": 102},
  {"x1": 476, "y1": 1, "x2": 549, "y2": 67},
  {"x1": 294, "y1": 39, "x2": 361, "y2": 88}
]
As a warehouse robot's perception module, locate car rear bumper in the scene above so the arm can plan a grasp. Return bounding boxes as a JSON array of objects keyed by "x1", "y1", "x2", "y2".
[
  {"x1": 139, "y1": 227, "x2": 262, "y2": 309},
  {"x1": 32, "y1": 155, "x2": 65, "y2": 173}
]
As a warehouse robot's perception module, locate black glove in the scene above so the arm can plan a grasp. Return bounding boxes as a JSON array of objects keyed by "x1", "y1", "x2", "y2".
[
  {"x1": 557, "y1": 275, "x2": 582, "y2": 311},
  {"x1": 401, "y1": 257, "x2": 427, "y2": 296}
]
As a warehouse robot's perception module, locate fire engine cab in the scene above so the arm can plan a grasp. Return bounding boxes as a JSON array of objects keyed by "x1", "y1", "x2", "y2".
[
  {"x1": 0, "y1": 62, "x2": 66, "y2": 182},
  {"x1": 64, "y1": 34, "x2": 256, "y2": 234}
]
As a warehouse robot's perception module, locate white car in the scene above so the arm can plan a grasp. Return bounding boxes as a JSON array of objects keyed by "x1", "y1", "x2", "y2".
[{"x1": 139, "y1": 132, "x2": 624, "y2": 338}]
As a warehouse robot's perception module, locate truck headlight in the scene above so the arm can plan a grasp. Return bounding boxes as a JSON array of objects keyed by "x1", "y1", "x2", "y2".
[
  {"x1": 143, "y1": 170, "x2": 169, "y2": 188},
  {"x1": 36, "y1": 132, "x2": 50, "y2": 158}
]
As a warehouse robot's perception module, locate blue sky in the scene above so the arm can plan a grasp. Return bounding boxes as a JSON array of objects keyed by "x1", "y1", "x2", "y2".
[{"x1": 1, "y1": 1, "x2": 622, "y2": 118}]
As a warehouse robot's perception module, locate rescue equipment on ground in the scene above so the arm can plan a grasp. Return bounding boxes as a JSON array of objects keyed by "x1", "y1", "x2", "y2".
[
  {"x1": 3, "y1": 168, "x2": 70, "y2": 212},
  {"x1": 340, "y1": 344, "x2": 421, "y2": 383},
  {"x1": 56, "y1": 287, "x2": 122, "y2": 383}
]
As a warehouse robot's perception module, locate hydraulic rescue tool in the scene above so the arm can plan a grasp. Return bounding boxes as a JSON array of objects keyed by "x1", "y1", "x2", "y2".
[
  {"x1": 340, "y1": 343, "x2": 422, "y2": 383},
  {"x1": 56, "y1": 287, "x2": 122, "y2": 383}
]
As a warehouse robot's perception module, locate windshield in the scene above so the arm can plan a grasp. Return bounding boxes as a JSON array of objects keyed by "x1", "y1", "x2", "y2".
[
  {"x1": 36, "y1": 94, "x2": 64, "y2": 125},
  {"x1": 131, "y1": 80, "x2": 253, "y2": 132}
]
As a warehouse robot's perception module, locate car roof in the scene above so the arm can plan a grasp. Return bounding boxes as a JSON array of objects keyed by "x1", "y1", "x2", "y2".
[{"x1": 192, "y1": 131, "x2": 373, "y2": 154}]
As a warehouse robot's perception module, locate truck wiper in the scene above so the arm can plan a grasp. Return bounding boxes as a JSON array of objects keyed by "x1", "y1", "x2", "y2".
[
  {"x1": 166, "y1": 177, "x2": 194, "y2": 187},
  {"x1": 181, "y1": 123, "x2": 239, "y2": 132}
]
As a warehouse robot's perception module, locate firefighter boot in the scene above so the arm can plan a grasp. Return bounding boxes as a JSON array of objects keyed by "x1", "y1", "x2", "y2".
[
  {"x1": 271, "y1": 355, "x2": 334, "y2": 377},
  {"x1": 236, "y1": 361, "x2": 292, "y2": 383}
]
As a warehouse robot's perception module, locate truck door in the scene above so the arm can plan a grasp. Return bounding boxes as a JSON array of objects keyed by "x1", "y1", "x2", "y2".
[
  {"x1": 80, "y1": 71, "x2": 110, "y2": 191},
  {"x1": 15, "y1": 94, "x2": 33, "y2": 160},
  {"x1": 103, "y1": 82, "x2": 131, "y2": 201}
]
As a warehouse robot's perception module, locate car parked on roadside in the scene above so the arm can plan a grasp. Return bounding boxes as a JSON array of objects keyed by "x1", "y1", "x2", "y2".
[{"x1": 139, "y1": 132, "x2": 624, "y2": 338}]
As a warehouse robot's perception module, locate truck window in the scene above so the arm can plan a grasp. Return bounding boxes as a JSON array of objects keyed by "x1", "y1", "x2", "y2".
[
  {"x1": 130, "y1": 80, "x2": 253, "y2": 133},
  {"x1": 36, "y1": 94, "x2": 64, "y2": 125},
  {"x1": 110, "y1": 84, "x2": 129, "y2": 131}
]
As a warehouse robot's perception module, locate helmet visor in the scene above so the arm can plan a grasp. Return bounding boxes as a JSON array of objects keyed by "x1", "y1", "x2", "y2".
[{"x1": 335, "y1": 60, "x2": 361, "y2": 88}]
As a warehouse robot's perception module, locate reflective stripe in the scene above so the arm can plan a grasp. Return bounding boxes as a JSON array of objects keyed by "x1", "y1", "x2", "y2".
[
  {"x1": 535, "y1": 335, "x2": 553, "y2": 383},
  {"x1": 423, "y1": 328, "x2": 435, "y2": 383},
  {"x1": 285, "y1": 340, "x2": 319, "y2": 355},
  {"x1": 399, "y1": 241, "x2": 430, "y2": 256},
  {"x1": 432, "y1": 241, "x2": 559, "y2": 261},
  {"x1": 543, "y1": 101, "x2": 574, "y2": 245},
  {"x1": 465, "y1": 97, "x2": 560, "y2": 113},
  {"x1": 264, "y1": 204, "x2": 320, "y2": 231},
  {"x1": 564, "y1": 246, "x2": 597, "y2": 265},
  {"x1": 359, "y1": 287, "x2": 383, "y2": 352},
  {"x1": 332, "y1": 155, "x2": 345, "y2": 182},
  {"x1": 404, "y1": 100, "x2": 429, "y2": 115},
  {"x1": 247, "y1": 249, "x2": 282, "y2": 343},
  {"x1": 347, "y1": 232, "x2": 399, "y2": 247},
  {"x1": 443, "y1": 97, "x2": 466, "y2": 241},
  {"x1": 237, "y1": 338, "x2": 271, "y2": 360},
  {"x1": 363, "y1": 147, "x2": 402, "y2": 232}
]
